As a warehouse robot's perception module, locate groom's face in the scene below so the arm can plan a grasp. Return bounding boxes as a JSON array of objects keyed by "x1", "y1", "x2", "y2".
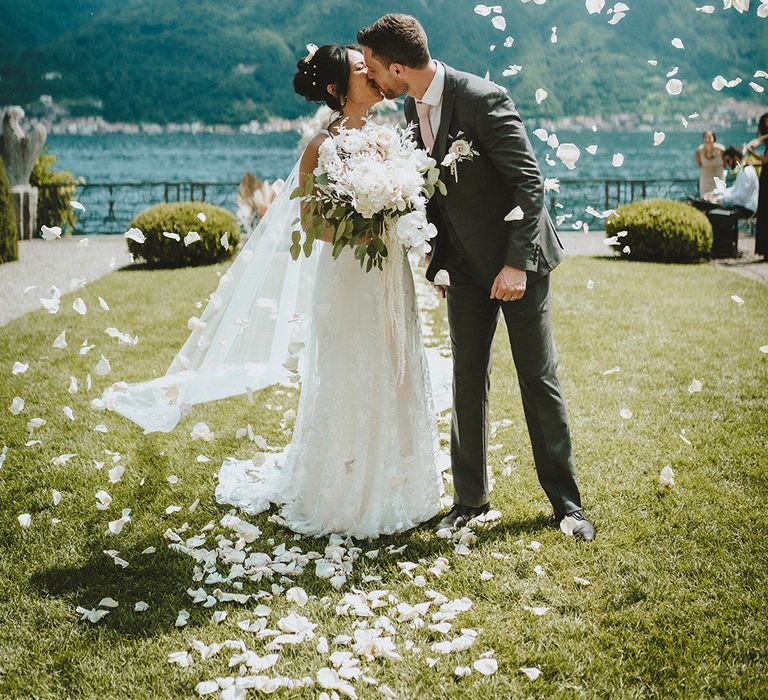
[{"x1": 362, "y1": 47, "x2": 408, "y2": 99}]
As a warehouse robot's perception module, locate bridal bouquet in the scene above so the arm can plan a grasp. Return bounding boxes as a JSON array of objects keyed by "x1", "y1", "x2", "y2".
[{"x1": 289, "y1": 120, "x2": 445, "y2": 272}]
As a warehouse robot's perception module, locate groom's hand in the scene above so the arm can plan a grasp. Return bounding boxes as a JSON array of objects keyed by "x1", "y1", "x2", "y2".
[{"x1": 491, "y1": 265, "x2": 526, "y2": 302}]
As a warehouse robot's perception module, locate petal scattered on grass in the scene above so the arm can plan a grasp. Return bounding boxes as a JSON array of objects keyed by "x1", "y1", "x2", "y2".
[{"x1": 521, "y1": 666, "x2": 543, "y2": 681}]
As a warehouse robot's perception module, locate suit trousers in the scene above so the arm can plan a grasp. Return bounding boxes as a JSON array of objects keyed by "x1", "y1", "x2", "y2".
[{"x1": 444, "y1": 256, "x2": 582, "y2": 517}]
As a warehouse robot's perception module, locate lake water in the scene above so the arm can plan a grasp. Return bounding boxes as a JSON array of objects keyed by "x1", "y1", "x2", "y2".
[
  {"x1": 48, "y1": 128, "x2": 755, "y2": 183},
  {"x1": 44, "y1": 127, "x2": 755, "y2": 234}
]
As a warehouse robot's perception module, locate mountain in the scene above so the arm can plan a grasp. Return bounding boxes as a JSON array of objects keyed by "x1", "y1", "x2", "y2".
[{"x1": 0, "y1": 0, "x2": 765, "y2": 124}]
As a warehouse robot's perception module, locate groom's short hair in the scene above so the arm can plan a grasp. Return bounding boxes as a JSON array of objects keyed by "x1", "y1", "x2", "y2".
[{"x1": 357, "y1": 14, "x2": 430, "y2": 68}]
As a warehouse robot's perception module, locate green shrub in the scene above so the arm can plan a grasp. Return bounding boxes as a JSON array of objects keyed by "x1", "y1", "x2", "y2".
[
  {"x1": 127, "y1": 201, "x2": 240, "y2": 268},
  {"x1": 0, "y1": 157, "x2": 19, "y2": 264},
  {"x1": 605, "y1": 198, "x2": 713, "y2": 264},
  {"x1": 30, "y1": 147, "x2": 81, "y2": 233}
]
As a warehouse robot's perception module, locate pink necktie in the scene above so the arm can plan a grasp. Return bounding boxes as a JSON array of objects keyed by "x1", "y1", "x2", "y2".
[{"x1": 415, "y1": 101, "x2": 435, "y2": 153}]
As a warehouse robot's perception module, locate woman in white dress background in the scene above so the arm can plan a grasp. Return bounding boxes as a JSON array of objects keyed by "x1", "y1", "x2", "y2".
[{"x1": 695, "y1": 130, "x2": 725, "y2": 197}]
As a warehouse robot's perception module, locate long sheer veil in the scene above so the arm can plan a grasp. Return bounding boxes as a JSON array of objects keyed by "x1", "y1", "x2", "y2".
[{"x1": 103, "y1": 159, "x2": 319, "y2": 433}]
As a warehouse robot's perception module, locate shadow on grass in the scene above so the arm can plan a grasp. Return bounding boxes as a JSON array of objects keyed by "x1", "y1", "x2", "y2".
[
  {"x1": 26, "y1": 499, "x2": 556, "y2": 639},
  {"x1": 28, "y1": 538, "x2": 203, "y2": 638}
]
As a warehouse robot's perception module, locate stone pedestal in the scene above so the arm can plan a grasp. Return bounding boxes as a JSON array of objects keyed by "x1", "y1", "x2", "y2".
[{"x1": 11, "y1": 185, "x2": 38, "y2": 240}]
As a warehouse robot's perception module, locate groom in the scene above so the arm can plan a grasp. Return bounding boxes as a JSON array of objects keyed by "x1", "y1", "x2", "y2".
[{"x1": 358, "y1": 14, "x2": 595, "y2": 540}]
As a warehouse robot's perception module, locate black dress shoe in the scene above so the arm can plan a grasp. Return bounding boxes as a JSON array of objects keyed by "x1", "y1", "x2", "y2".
[{"x1": 435, "y1": 503, "x2": 490, "y2": 531}]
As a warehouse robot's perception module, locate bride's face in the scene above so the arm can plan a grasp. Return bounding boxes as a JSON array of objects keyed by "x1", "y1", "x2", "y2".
[{"x1": 344, "y1": 49, "x2": 383, "y2": 109}]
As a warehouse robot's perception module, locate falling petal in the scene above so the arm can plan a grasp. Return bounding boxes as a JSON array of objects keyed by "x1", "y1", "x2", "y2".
[
  {"x1": 653, "y1": 131, "x2": 666, "y2": 146},
  {"x1": 124, "y1": 227, "x2": 146, "y2": 244},
  {"x1": 40, "y1": 225, "x2": 62, "y2": 240},
  {"x1": 556, "y1": 143, "x2": 581, "y2": 170},
  {"x1": 502, "y1": 64, "x2": 523, "y2": 76},
  {"x1": 585, "y1": 0, "x2": 605, "y2": 13},
  {"x1": 666, "y1": 78, "x2": 683, "y2": 95}
]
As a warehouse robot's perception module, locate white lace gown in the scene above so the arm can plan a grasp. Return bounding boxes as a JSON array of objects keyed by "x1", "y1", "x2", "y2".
[{"x1": 215, "y1": 241, "x2": 444, "y2": 539}]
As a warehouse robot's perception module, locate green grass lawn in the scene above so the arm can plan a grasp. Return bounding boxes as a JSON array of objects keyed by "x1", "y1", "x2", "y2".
[{"x1": 1, "y1": 256, "x2": 766, "y2": 699}]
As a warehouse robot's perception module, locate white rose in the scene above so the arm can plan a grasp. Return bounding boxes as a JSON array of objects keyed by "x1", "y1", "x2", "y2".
[{"x1": 451, "y1": 140, "x2": 472, "y2": 157}]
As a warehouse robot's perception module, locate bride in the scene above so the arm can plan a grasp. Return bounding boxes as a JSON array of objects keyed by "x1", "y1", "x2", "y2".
[{"x1": 106, "y1": 44, "x2": 445, "y2": 539}]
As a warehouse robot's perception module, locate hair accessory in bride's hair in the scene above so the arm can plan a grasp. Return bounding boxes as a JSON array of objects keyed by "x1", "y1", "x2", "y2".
[{"x1": 302, "y1": 43, "x2": 319, "y2": 64}]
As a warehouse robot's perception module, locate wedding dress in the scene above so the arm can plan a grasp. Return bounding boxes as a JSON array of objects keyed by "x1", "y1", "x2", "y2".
[{"x1": 105, "y1": 149, "x2": 447, "y2": 539}]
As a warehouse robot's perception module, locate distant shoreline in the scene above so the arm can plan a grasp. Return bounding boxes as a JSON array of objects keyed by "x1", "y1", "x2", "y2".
[{"x1": 6, "y1": 95, "x2": 764, "y2": 137}]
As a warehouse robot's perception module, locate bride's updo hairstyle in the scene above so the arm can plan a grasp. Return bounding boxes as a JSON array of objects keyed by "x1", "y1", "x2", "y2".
[{"x1": 293, "y1": 44, "x2": 353, "y2": 112}]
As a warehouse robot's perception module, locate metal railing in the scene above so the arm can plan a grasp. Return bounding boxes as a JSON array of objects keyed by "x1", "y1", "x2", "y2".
[{"x1": 36, "y1": 177, "x2": 701, "y2": 236}]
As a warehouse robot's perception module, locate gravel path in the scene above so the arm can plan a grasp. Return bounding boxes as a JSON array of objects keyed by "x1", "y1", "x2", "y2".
[
  {"x1": 0, "y1": 236, "x2": 131, "y2": 327},
  {"x1": 1, "y1": 229, "x2": 764, "y2": 329}
]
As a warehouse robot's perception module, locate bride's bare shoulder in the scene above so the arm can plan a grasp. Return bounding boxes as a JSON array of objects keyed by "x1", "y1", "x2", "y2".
[{"x1": 300, "y1": 131, "x2": 331, "y2": 171}]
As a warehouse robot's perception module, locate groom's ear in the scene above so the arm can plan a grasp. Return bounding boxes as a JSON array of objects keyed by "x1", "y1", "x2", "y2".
[{"x1": 390, "y1": 62, "x2": 405, "y2": 77}]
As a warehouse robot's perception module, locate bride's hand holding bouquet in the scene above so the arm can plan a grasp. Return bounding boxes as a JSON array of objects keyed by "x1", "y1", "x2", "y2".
[{"x1": 290, "y1": 120, "x2": 445, "y2": 272}]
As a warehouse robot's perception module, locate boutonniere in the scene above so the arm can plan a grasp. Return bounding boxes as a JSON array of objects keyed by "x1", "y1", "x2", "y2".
[{"x1": 441, "y1": 132, "x2": 479, "y2": 183}]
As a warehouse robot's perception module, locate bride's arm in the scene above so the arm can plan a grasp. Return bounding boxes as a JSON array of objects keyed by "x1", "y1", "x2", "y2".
[{"x1": 299, "y1": 136, "x2": 335, "y2": 244}]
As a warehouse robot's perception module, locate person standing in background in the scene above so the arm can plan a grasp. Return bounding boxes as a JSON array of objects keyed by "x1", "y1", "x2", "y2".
[
  {"x1": 695, "y1": 131, "x2": 726, "y2": 197},
  {"x1": 745, "y1": 113, "x2": 768, "y2": 260}
]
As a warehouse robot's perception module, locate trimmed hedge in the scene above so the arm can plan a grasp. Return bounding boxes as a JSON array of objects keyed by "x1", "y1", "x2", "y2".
[
  {"x1": 605, "y1": 198, "x2": 713, "y2": 264},
  {"x1": 0, "y1": 157, "x2": 19, "y2": 264},
  {"x1": 127, "y1": 201, "x2": 240, "y2": 268},
  {"x1": 30, "y1": 148, "x2": 80, "y2": 234}
]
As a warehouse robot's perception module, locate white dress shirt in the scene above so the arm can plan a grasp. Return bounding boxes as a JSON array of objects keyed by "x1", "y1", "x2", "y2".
[
  {"x1": 721, "y1": 164, "x2": 759, "y2": 213},
  {"x1": 415, "y1": 61, "x2": 446, "y2": 138}
]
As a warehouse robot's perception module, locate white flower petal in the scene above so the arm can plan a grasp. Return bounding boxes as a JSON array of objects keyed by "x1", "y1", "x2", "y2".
[
  {"x1": 504, "y1": 206, "x2": 525, "y2": 222},
  {"x1": 660, "y1": 465, "x2": 676, "y2": 488},
  {"x1": 521, "y1": 666, "x2": 543, "y2": 681},
  {"x1": 473, "y1": 658, "x2": 498, "y2": 675},
  {"x1": 666, "y1": 78, "x2": 683, "y2": 95}
]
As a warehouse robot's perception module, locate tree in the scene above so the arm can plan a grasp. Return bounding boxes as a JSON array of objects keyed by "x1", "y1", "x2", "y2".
[{"x1": 0, "y1": 156, "x2": 19, "y2": 263}]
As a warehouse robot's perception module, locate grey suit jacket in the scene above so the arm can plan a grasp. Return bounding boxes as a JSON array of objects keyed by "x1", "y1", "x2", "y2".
[{"x1": 404, "y1": 63, "x2": 565, "y2": 289}]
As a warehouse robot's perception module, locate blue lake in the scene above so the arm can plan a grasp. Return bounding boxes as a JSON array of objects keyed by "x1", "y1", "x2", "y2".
[
  {"x1": 47, "y1": 128, "x2": 755, "y2": 183},
  {"x1": 42, "y1": 127, "x2": 755, "y2": 234}
]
